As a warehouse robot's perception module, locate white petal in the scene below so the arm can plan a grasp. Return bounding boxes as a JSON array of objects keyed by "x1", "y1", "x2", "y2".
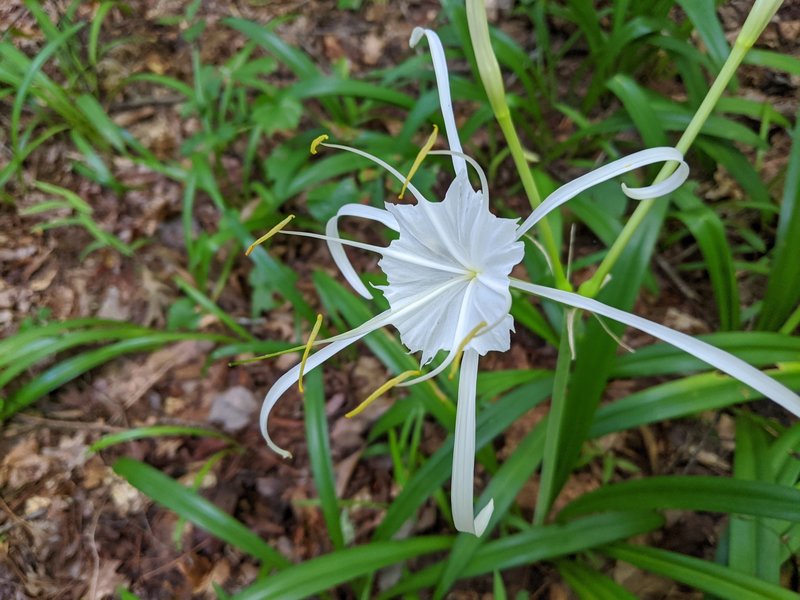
[
  {"x1": 260, "y1": 332, "x2": 367, "y2": 458},
  {"x1": 260, "y1": 302, "x2": 438, "y2": 458},
  {"x1": 622, "y1": 160, "x2": 690, "y2": 200},
  {"x1": 511, "y1": 279, "x2": 800, "y2": 417},
  {"x1": 451, "y1": 349, "x2": 494, "y2": 536},
  {"x1": 326, "y1": 204, "x2": 399, "y2": 298},
  {"x1": 409, "y1": 28, "x2": 466, "y2": 175},
  {"x1": 515, "y1": 147, "x2": 689, "y2": 238},
  {"x1": 386, "y1": 277, "x2": 470, "y2": 364}
]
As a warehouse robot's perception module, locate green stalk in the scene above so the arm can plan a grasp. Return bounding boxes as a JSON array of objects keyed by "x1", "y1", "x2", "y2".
[
  {"x1": 579, "y1": 0, "x2": 782, "y2": 298},
  {"x1": 466, "y1": 0, "x2": 570, "y2": 291},
  {"x1": 534, "y1": 318, "x2": 573, "y2": 524}
]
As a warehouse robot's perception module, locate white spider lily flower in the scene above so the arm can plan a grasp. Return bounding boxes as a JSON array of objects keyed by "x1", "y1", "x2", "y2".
[{"x1": 255, "y1": 28, "x2": 800, "y2": 537}]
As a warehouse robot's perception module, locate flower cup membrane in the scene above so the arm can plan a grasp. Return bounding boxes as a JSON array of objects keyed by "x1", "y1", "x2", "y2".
[{"x1": 250, "y1": 28, "x2": 800, "y2": 537}]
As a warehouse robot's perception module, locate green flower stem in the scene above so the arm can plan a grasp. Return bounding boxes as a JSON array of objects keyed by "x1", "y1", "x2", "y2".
[
  {"x1": 467, "y1": 0, "x2": 570, "y2": 291},
  {"x1": 497, "y1": 112, "x2": 570, "y2": 290},
  {"x1": 579, "y1": 4, "x2": 779, "y2": 298}
]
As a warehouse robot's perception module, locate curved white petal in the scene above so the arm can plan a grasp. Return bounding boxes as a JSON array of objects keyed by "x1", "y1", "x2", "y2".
[
  {"x1": 400, "y1": 279, "x2": 477, "y2": 381},
  {"x1": 260, "y1": 332, "x2": 368, "y2": 459},
  {"x1": 410, "y1": 27, "x2": 466, "y2": 175},
  {"x1": 451, "y1": 349, "x2": 494, "y2": 536},
  {"x1": 260, "y1": 283, "x2": 464, "y2": 458},
  {"x1": 515, "y1": 147, "x2": 689, "y2": 239},
  {"x1": 622, "y1": 160, "x2": 690, "y2": 200},
  {"x1": 511, "y1": 279, "x2": 800, "y2": 417},
  {"x1": 326, "y1": 204, "x2": 399, "y2": 298}
]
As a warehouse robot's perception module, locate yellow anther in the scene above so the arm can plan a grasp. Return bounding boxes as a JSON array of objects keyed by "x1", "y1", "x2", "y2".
[
  {"x1": 346, "y1": 369, "x2": 421, "y2": 418},
  {"x1": 310, "y1": 134, "x2": 329, "y2": 155},
  {"x1": 298, "y1": 314, "x2": 324, "y2": 393},
  {"x1": 246, "y1": 214, "x2": 295, "y2": 256},
  {"x1": 399, "y1": 125, "x2": 438, "y2": 200},
  {"x1": 448, "y1": 321, "x2": 488, "y2": 380}
]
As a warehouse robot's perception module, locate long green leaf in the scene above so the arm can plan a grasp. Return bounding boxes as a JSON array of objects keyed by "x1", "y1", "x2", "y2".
[
  {"x1": 303, "y1": 369, "x2": 345, "y2": 549},
  {"x1": 90, "y1": 426, "x2": 236, "y2": 452},
  {"x1": 535, "y1": 321, "x2": 572, "y2": 524},
  {"x1": 728, "y1": 416, "x2": 781, "y2": 583},
  {"x1": 434, "y1": 422, "x2": 547, "y2": 598},
  {"x1": 232, "y1": 536, "x2": 453, "y2": 600},
  {"x1": 759, "y1": 108, "x2": 800, "y2": 330},
  {"x1": 11, "y1": 22, "x2": 85, "y2": 151},
  {"x1": 604, "y1": 544, "x2": 798, "y2": 600},
  {"x1": 558, "y1": 476, "x2": 800, "y2": 522},
  {"x1": 675, "y1": 0, "x2": 729, "y2": 71},
  {"x1": 607, "y1": 74, "x2": 667, "y2": 147},
  {"x1": 113, "y1": 457, "x2": 288, "y2": 569},
  {"x1": 612, "y1": 332, "x2": 800, "y2": 378},
  {"x1": 549, "y1": 197, "x2": 669, "y2": 515},
  {"x1": 373, "y1": 376, "x2": 553, "y2": 541},
  {"x1": 380, "y1": 512, "x2": 664, "y2": 597},
  {"x1": 1, "y1": 332, "x2": 221, "y2": 418},
  {"x1": 557, "y1": 559, "x2": 638, "y2": 600},
  {"x1": 672, "y1": 187, "x2": 740, "y2": 330},
  {"x1": 592, "y1": 364, "x2": 800, "y2": 437}
]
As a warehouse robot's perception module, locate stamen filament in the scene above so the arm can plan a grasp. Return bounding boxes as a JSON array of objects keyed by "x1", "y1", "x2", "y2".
[
  {"x1": 298, "y1": 314, "x2": 324, "y2": 393},
  {"x1": 279, "y1": 229, "x2": 469, "y2": 276},
  {"x1": 310, "y1": 134, "x2": 329, "y2": 155},
  {"x1": 400, "y1": 125, "x2": 438, "y2": 200},
  {"x1": 448, "y1": 321, "x2": 488, "y2": 380},
  {"x1": 228, "y1": 344, "x2": 306, "y2": 366},
  {"x1": 246, "y1": 215, "x2": 296, "y2": 256},
  {"x1": 346, "y1": 369, "x2": 421, "y2": 418}
]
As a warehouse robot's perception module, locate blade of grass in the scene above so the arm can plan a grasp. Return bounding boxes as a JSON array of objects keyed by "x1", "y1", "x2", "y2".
[
  {"x1": 535, "y1": 320, "x2": 573, "y2": 525},
  {"x1": 11, "y1": 22, "x2": 85, "y2": 152},
  {"x1": 379, "y1": 512, "x2": 664, "y2": 597},
  {"x1": 232, "y1": 536, "x2": 453, "y2": 600},
  {"x1": 592, "y1": 364, "x2": 800, "y2": 437},
  {"x1": 113, "y1": 457, "x2": 288, "y2": 569},
  {"x1": 90, "y1": 425, "x2": 238, "y2": 452},
  {"x1": 558, "y1": 476, "x2": 800, "y2": 522},
  {"x1": 557, "y1": 559, "x2": 638, "y2": 600},
  {"x1": 303, "y1": 369, "x2": 345, "y2": 549},
  {"x1": 728, "y1": 415, "x2": 781, "y2": 583},
  {"x1": 433, "y1": 421, "x2": 547, "y2": 598},
  {"x1": 759, "y1": 108, "x2": 800, "y2": 330},
  {"x1": 672, "y1": 186, "x2": 740, "y2": 330},
  {"x1": 174, "y1": 276, "x2": 255, "y2": 341},
  {"x1": 676, "y1": 0, "x2": 730, "y2": 71},
  {"x1": 604, "y1": 544, "x2": 797, "y2": 600},
  {"x1": 611, "y1": 332, "x2": 800, "y2": 378},
  {"x1": 1, "y1": 332, "x2": 224, "y2": 418}
]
